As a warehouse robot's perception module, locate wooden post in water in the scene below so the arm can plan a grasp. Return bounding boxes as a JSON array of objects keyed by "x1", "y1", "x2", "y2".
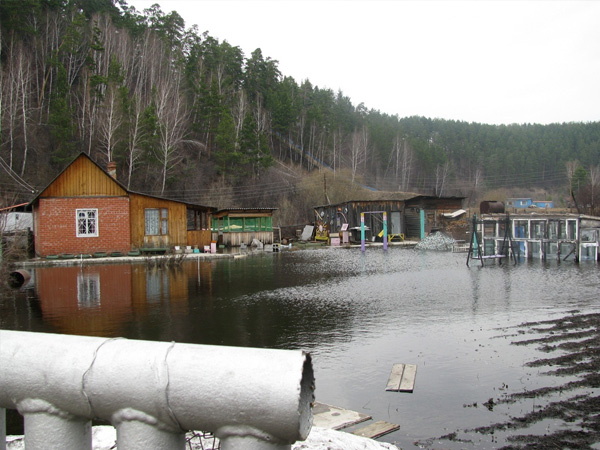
[
  {"x1": 383, "y1": 211, "x2": 388, "y2": 251},
  {"x1": 361, "y1": 211, "x2": 387, "y2": 251},
  {"x1": 361, "y1": 213, "x2": 366, "y2": 252}
]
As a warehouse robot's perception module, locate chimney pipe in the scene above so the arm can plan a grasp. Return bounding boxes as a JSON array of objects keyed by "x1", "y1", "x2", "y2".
[{"x1": 107, "y1": 161, "x2": 117, "y2": 179}]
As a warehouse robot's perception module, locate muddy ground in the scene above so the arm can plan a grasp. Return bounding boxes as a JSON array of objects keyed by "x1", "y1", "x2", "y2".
[{"x1": 421, "y1": 310, "x2": 600, "y2": 449}]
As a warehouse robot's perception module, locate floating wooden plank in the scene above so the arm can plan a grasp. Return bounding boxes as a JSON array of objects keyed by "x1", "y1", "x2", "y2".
[
  {"x1": 352, "y1": 420, "x2": 400, "y2": 439},
  {"x1": 399, "y1": 364, "x2": 417, "y2": 392},
  {"x1": 312, "y1": 402, "x2": 372, "y2": 430},
  {"x1": 385, "y1": 363, "x2": 417, "y2": 393},
  {"x1": 385, "y1": 363, "x2": 405, "y2": 391}
]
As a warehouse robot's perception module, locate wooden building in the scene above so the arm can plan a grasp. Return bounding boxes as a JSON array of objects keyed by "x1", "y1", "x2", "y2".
[
  {"x1": 477, "y1": 212, "x2": 600, "y2": 262},
  {"x1": 313, "y1": 195, "x2": 465, "y2": 243},
  {"x1": 314, "y1": 199, "x2": 407, "y2": 243},
  {"x1": 30, "y1": 153, "x2": 214, "y2": 257},
  {"x1": 1, "y1": 202, "x2": 33, "y2": 257},
  {"x1": 0, "y1": 203, "x2": 32, "y2": 234},
  {"x1": 404, "y1": 195, "x2": 466, "y2": 239},
  {"x1": 211, "y1": 208, "x2": 277, "y2": 246}
]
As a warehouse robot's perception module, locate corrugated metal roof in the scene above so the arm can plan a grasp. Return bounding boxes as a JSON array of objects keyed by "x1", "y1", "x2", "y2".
[{"x1": 314, "y1": 193, "x2": 419, "y2": 209}]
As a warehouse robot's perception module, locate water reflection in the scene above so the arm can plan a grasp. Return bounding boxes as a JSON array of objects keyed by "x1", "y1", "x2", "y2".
[
  {"x1": 34, "y1": 265, "x2": 130, "y2": 335},
  {"x1": 13, "y1": 250, "x2": 600, "y2": 346},
  {"x1": 2, "y1": 249, "x2": 600, "y2": 448}
]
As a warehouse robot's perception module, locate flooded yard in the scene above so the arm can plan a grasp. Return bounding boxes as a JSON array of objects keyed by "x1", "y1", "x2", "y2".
[{"x1": 2, "y1": 248, "x2": 600, "y2": 448}]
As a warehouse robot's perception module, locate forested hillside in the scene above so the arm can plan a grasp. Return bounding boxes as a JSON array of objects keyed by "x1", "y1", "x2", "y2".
[{"x1": 1, "y1": 0, "x2": 599, "y2": 224}]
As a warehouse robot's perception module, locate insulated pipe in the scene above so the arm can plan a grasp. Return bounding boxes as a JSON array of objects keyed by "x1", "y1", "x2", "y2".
[
  {"x1": 8, "y1": 269, "x2": 30, "y2": 288},
  {"x1": 20, "y1": 400, "x2": 92, "y2": 449},
  {"x1": 0, "y1": 330, "x2": 314, "y2": 449}
]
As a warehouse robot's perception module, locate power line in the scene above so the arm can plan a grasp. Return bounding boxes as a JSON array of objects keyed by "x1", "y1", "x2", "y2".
[{"x1": 0, "y1": 156, "x2": 37, "y2": 194}]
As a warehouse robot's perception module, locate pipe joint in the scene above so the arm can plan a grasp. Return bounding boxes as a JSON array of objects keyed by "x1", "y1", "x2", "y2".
[
  {"x1": 17, "y1": 398, "x2": 78, "y2": 421},
  {"x1": 112, "y1": 408, "x2": 181, "y2": 433},
  {"x1": 216, "y1": 424, "x2": 283, "y2": 444}
]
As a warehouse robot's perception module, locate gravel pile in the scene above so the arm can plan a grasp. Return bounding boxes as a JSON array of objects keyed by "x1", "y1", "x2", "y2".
[{"x1": 415, "y1": 232, "x2": 456, "y2": 251}]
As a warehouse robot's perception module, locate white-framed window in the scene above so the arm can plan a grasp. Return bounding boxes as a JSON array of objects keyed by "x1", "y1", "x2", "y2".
[
  {"x1": 145, "y1": 208, "x2": 168, "y2": 235},
  {"x1": 76, "y1": 209, "x2": 98, "y2": 237}
]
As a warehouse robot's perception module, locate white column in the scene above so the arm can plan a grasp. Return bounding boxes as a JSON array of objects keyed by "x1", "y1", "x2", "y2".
[
  {"x1": 115, "y1": 419, "x2": 185, "y2": 450},
  {"x1": 20, "y1": 400, "x2": 91, "y2": 450}
]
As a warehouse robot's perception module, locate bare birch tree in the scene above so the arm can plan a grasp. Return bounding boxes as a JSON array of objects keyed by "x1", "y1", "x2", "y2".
[
  {"x1": 331, "y1": 128, "x2": 344, "y2": 174},
  {"x1": 350, "y1": 125, "x2": 368, "y2": 183},
  {"x1": 16, "y1": 43, "x2": 32, "y2": 176},
  {"x1": 36, "y1": 11, "x2": 63, "y2": 119},
  {"x1": 153, "y1": 72, "x2": 190, "y2": 194},
  {"x1": 565, "y1": 160, "x2": 581, "y2": 211},
  {"x1": 565, "y1": 161, "x2": 578, "y2": 184},
  {"x1": 390, "y1": 134, "x2": 413, "y2": 191},
  {"x1": 2, "y1": 40, "x2": 20, "y2": 170},
  {"x1": 124, "y1": 93, "x2": 147, "y2": 189},
  {"x1": 588, "y1": 165, "x2": 600, "y2": 215},
  {"x1": 76, "y1": 14, "x2": 132, "y2": 155},
  {"x1": 232, "y1": 90, "x2": 247, "y2": 142},
  {"x1": 470, "y1": 166, "x2": 484, "y2": 206},
  {"x1": 98, "y1": 83, "x2": 123, "y2": 164}
]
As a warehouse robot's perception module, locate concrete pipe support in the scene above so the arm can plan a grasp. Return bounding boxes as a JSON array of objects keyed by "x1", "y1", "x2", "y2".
[{"x1": 0, "y1": 330, "x2": 314, "y2": 450}]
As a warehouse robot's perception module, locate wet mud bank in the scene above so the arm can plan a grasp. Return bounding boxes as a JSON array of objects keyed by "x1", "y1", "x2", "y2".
[{"x1": 425, "y1": 311, "x2": 600, "y2": 449}]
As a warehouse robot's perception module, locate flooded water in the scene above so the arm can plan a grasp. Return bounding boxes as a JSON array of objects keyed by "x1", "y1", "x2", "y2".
[{"x1": 2, "y1": 248, "x2": 600, "y2": 448}]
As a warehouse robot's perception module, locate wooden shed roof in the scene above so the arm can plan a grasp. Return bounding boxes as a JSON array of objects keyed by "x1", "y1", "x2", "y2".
[
  {"x1": 212, "y1": 208, "x2": 277, "y2": 218},
  {"x1": 314, "y1": 194, "x2": 466, "y2": 210}
]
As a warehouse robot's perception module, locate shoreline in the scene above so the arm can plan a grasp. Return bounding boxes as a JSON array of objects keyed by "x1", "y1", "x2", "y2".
[{"x1": 14, "y1": 240, "x2": 419, "y2": 269}]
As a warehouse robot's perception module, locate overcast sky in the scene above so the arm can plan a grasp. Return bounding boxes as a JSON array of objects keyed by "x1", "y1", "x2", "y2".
[{"x1": 128, "y1": 0, "x2": 600, "y2": 126}]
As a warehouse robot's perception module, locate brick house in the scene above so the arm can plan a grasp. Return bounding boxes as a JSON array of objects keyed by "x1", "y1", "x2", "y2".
[{"x1": 30, "y1": 153, "x2": 214, "y2": 257}]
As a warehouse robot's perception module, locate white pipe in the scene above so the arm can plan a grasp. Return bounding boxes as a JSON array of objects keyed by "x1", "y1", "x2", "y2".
[
  {"x1": 20, "y1": 399, "x2": 91, "y2": 450},
  {"x1": 0, "y1": 330, "x2": 314, "y2": 449}
]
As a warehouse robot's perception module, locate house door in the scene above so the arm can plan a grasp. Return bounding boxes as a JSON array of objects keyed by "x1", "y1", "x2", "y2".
[{"x1": 391, "y1": 211, "x2": 402, "y2": 235}]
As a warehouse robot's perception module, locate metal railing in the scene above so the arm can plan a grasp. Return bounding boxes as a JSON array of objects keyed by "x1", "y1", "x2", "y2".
[{"x1": 0, "y1": 330, "x2": 314, "y2": 450}]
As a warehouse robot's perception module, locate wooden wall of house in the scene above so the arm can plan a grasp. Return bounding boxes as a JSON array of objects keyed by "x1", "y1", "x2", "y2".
[
  {"x1": 405, "y1": 197, "x2": 464, "y2": 211},
  {"x1": 187, "y1": 230, "x2": 212, "y2": 248},
  {"x1": 212, "y1": 231, "x2": 274, "y2": 246},
  {"x1": 129, "y1": 193, "x2": 188, "y2": 249},
  {"x1": 315, "y1": 201, "x2": 406, "y2": 235},
  {"x1": 41, "y1": 156, "x2": 126, "y2": 197},
  {"x1": 404, "y1": 197, "x2": 465, "y2": 238},
  {"x1": 404, "y1": 208, "x2": 421, "y2": 239},
  {"x1": 404, "y1": 206, "x2": 462, "y2": 239}
]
